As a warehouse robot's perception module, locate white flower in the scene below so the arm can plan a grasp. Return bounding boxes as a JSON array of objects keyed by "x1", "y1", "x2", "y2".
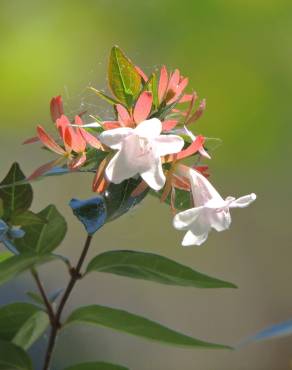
[
  {"x1": 173, "y1": 168, "x2": 256, "y2": 246},
  {"x1": 99, "y1": 118, "x2": 184, "y2": 191}
]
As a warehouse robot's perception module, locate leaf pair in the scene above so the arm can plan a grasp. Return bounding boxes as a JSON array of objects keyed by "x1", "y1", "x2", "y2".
[{"x1": 60, "y1": 250, "x2": 234, "y2": 351}]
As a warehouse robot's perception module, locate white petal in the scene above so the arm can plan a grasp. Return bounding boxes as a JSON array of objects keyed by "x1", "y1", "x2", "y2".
[
  {"x1": 155, "y1": 135, "x2": 184, "y2": 156},
  {"x1": 209, "y1": 209, "x2": 232, "y2": 232},
  {"x1": 189, "y1": 169, "x2": 224, "y2": 206},
  {"x1": 229, "y1": 193, "x2": 257, "y2": 208},
  {"x1": 100, "y1": 127, "x2": 133, "y2": 150},
  {"x1": 134, "y1": 118, "x2": 162, "y2": 139},
  {"x1": 182, "y1": 229, "x2": 209, "y2": 247},
  {"x1": 140, "y1": 157, "x2": 165, "y2": 190},
  {"x1": 173, "y1": 206, "x2": 204, "y2": 230},
  {"x1": 105, "y1": 135, "x2": 140, "y2": 183},
  {"x1": 105, "y1": 152, "x2": 136, "y2": 184}
]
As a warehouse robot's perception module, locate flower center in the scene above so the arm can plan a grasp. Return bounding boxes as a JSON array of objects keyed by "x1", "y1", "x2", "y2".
[{"x1": 138, "y1": 137, "x2": 152, "y2": 157}]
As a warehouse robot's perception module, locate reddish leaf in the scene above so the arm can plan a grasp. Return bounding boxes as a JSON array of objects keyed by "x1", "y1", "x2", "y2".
[
  {"x1": 28, "y1": 158, "x2": 65, "y2": 181},
  {"x1": 23, "y1": 136, "x2": 40, "y2": 145},
  {"x1": 166, "y1": 69, "x2": 180, "y2": 99},
  {"x1": 103, "y1": 121, "x2": 122, "y2": 130},
  {"x1": 186, "y1": 99, "x2": 206, "y2": 125},
  {"x1": 92, "y1": 157, "x2": 109, "y2": 193},
  {"x1": 195, "y1": 165, "x2": 210, "y2": 177},
  {"x1": 116, "y1": 104, "x2": 133, "y2": 126},
  {"x1": 177, "y1": 135, "x2": 205, "y2": 160},
  {"x1": 37, "y1": 126, "x2": 66, "y2": 155},
  {"x1": 131, "y1": 180, "x2": 148, "y2": 197},
  {"x1": 69, "y1": 152, "x2": 87, "y2": 169},
  {"x1": 162, "y1": 120, "x2": 178, "y2": 131},
  {"x1": 135, "y1": 66, "x2": 148, "y2": 82},
  {"x1": 172, "y1": 174, "x2": 191, "y2": 191},
  {"x1": 50, "y1": 96, "x2": 64, "y2": 122},
  {"x1": 168, "y1": 77, "x2": 188, "y2": 104},
  {"x1": 158, "y1": 65, "x2": 168, "y2": 103},
  {"x1": 56, "y1": 115, "x2": 71, "y2": 142},
  {"x1": 80, "y1": 129, "x2": 102, "y2": 149},
  {"x1": 179, "y1": 94, "x2": 194, "y2": 103},
  {"x1": 133, "y1": 91, "x2": 153, "y2": 123}
]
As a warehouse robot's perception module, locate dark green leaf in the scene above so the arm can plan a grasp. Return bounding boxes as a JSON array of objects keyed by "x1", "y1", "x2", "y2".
[
  {"x1": 0, "y1": 253, "x2": 55, "y2": 286},
  {"x1": 66, "y1": 305, "x2": 231, "y2": 350},
  {"x1": 69, "y1": 197, "x2": 106, "y2": 235},
  {"x1": 108, "y1": 46, "x2": 141, "y2": 107},
  {"x1": 10, "y1": 210, "x2": 47, "y2": 227},
  {"x1": 15, "y1": 205, "x2": 67, "y2": 254},
  {"x1": 104, "y1": 178, "x2": 149, "y2": 222},
  {"x1": 0, "y1": 340, "x2": 33, "y2": 370},
  {"x1": 86, "y1": 250, "x2": 236, "y2": 289},
  {"x1": 0, "y1": 199, "x2": 3, "y2": 218},
  {"x1": 0, "y1": 303, "x2": 40, "y2": 342},
  {"x1": 63, "y1": 362, "x2": 128, "y2": 370},
  {"x1": 0, "y1": 163, "x2": 33, "y2": 219}
]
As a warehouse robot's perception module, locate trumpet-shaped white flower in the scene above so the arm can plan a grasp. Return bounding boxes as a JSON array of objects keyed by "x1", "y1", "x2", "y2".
[
  {"x1": 99, "y1": 118, "x2": 184, "y2": 191},
  {"x1": 173, "y1": 169, "x2": 256, "y2": 246}
]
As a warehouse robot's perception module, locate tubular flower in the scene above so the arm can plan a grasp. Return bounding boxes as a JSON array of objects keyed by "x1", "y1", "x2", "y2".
[
  {"x1": 99, "y1": 118, "x2": 184, "y2": 190},
  {"x1": 173, "y1": 168, "x2": 256, "y2": 246}
]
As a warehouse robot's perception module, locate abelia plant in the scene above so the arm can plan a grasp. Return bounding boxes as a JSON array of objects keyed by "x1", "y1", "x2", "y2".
[{"x1": 0, "y1": 46, "x2": 256, "y2": 370}]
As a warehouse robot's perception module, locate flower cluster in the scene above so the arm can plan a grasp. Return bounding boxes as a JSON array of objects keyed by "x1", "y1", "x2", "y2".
[{"x1": 26, "y1": 46, "x2": 256, "y2": 246}]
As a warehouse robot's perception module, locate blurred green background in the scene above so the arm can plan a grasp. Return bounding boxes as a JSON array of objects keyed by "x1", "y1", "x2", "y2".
[{"x1": 1, "y1": 0, "x2": 292, "y2": 369}]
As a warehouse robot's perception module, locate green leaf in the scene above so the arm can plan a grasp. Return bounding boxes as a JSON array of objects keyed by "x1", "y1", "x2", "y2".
[
  {"x1": 10, "y1": 210, "x2": 47, "y2": 227},
  {"x1": 0, "y1": 302, "x2": 49, "y2": 349},
  {"x1": 66, "y1": 305, "x2": 231, "y2": 350},
  {"x1": 0, "y1": 253, "x2": 55, "y2": 286},
  {"x1": 104, "y1": 178, "x2": 149, "y2": 222},
  {"x1": 150, "y1": 187, "x2": 191, "y2": 211},
  {"x1": 0, "y1": 340, "x2": 33, "y2": 370},
  {"x1": 0, "y1": 303, "x2": 40, "y2": 342},
  {"x1": 108, "y1": 46, "x2": 141, "y2": 107},
  {"x1": 63, "y1": 362, "x2": 129, "y2": 370},
  {"x1": 86, "y1": 250, "x2": 236, "y2": 289},
  {"x1": 0, "y1": 251, "x2": 12, "y2": 263},
  {"x1": 14, "y1": 205, "x2": 67, "y2": 254},
  {"x1": 13, "y1": 310, "x2": 49, "y2": 350},
  {"x1": 26, "y1": 291, "x2": 44, "y2": 306},
  {"x1": 143, "y1": 72, "x2": 158, "y2": 109},
  {"x1": 89, "y1": 87, "x2": 119, "y2": 105},
  {"x1": 0, "y1": 163, "x2": 33, "y2": 219},
  {"x1": 0, "y1": 199, "x2": 4, "y2": 218}
]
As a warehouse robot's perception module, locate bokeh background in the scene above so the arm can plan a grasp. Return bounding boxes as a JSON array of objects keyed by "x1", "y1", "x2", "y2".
[{"x1": 0, "y1": 0, "x2": 292, "y2": 369}]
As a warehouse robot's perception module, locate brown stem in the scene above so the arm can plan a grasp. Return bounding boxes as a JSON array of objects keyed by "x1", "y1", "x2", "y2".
[
  {"x1": 31, "y1": 269, "x2": 55, "y2": 324},
  {"x1": 42, "y1": 234, "x2": 93, "y2": 370}
]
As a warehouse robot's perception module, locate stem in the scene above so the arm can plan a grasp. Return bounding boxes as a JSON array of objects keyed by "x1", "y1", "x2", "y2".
[
  {"x1": 31, "y1": 269, "x2": 55, "y2": 324},
  {"x1": 42, "y1": 234, "x2": 93, "y2": 370}
]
